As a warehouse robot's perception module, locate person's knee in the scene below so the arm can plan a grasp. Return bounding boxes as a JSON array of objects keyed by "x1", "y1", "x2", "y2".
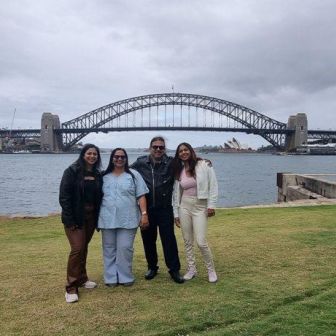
[
  {"x1": 103, "y1": 241, "x2": 115, "y2": 249},
  {"x1": 69, "y1": 244, "x2": 85, "y2": 256},
  {"x1": 196, "y1": 240, "x2": 208, "y2": 250},
  {"x1": 183, "y1": 237, "x2": 193, "y2": 246}
]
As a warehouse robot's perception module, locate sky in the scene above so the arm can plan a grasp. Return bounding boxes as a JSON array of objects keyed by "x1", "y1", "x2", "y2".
[{"x1": 0, "y1": 0, "x2": 335, "y2": 149}]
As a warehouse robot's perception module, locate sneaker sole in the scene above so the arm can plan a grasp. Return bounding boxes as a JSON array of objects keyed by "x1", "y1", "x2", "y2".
[
  {"x1": 65, "y1": 294, "x2": 78, "y2": 303},
  {"x1": 183, "y1": 274, "x2": 197, "y2": 281}
]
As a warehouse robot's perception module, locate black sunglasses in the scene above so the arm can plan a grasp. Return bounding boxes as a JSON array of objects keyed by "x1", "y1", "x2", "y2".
[
  {"x1": 152, "y1": 145, "x2": 165, "y2": 150},
  {"x1": 113, "y1": 155, "x2": 126, "y2": 160}
]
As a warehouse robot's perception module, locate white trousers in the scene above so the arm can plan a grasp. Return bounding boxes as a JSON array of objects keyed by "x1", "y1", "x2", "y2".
[
  {"x1": 101, "y1": 228, "x2": 137, "y2": 284},
  {"x1": 179, "y1": 196, "x2": 215, "y2": 273}
]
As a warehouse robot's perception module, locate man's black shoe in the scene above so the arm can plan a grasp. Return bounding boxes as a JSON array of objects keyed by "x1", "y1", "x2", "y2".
[
  {"x1": 145, "y1": 269, "x2": 158, "y2": 280},
  {"x1": 169, "y1": 271, "x2": 185, "y2": 284}
]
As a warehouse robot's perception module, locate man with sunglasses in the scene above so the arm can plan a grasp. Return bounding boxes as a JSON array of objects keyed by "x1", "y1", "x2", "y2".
[{"x1": 131, "y1": 136, "x2": 184, "y2": 284}]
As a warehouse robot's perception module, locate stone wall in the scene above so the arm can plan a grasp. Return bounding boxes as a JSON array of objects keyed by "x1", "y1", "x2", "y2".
[{"x1": 277, "y1": 173, "x2": 336, "y2": 202}]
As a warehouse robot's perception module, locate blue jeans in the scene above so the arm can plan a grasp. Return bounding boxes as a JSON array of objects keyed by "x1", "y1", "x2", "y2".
[{"x1": 101, "y1": 228, "x2": 137, "y2": 284}]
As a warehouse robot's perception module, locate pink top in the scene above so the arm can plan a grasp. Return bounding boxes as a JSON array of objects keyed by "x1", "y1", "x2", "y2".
[{"x1": 180, "y1": 168, "x2": 197, "y2": 196}]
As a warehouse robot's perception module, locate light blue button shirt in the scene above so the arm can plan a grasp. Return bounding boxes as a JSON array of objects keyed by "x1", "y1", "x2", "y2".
[{"x1": 98, "y1": 169, "x2": 149, "y2": 229}]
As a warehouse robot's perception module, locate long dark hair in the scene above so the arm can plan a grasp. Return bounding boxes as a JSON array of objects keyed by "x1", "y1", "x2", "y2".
[
  {"x1": 104, "y1": 148, "x2": 135, "y2": 179},
  {"x1": 75, "y1": 143, "x2": 102, "y2": 172},
  {"x1": 171, "y1": 142, "x2": 201, "y2": 179}
]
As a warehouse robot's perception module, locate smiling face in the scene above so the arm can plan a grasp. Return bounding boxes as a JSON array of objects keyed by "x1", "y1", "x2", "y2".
[
  {"x1": 83, "y1": 147, "x2": 98, "y2": 168},
  {"x1": 150, "y1": 139, "x2": 166, "y2": 161},
  {"x1": 178, "y1": 144, "x2": 191, "y2": 162},
  {"x1": 112, "y1": 149, "x2": 127, "y2": 169}
]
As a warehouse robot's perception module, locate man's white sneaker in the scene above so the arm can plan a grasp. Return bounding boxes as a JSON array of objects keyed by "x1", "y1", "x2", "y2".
[
  {"x1": 82, "y1": 280, "x2": 97, "y2": 289},
  {"x1": 183, "y1": 270, "x2": 197, "y2": 281},
  {"x1": 208, "y1": 271, "x2": 218, "y2": 283},
  {"x1": 65, "y1": 292, "x2": 78, "y2": 303}
]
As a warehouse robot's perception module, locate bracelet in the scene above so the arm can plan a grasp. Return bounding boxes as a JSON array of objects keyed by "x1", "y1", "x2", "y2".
[{"x1": 141, "y1": 211, "x2": 147, "y2": 215}]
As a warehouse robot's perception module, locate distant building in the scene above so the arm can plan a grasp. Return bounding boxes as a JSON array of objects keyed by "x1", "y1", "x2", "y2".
[
  {"x1": 296, "y1": 143, "x2": 336, "y2": 155},
  {"x1": 220, "y1": 137, "x2": 253, "y2": 152}
]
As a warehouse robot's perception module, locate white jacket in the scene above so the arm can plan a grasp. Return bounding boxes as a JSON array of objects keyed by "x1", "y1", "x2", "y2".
[{"x1": 172, "y1": 160, "x2": 218, "y2": 217}]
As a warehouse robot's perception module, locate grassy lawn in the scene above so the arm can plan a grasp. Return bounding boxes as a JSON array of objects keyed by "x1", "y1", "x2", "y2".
[{"x1": 1, "y1": 205, "x2": 336, "y2": 336}]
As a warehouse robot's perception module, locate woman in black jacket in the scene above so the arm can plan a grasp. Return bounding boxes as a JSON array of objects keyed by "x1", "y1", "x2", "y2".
[{"x1": 59, "y1": 143, "x2": 103, "y2": 303}]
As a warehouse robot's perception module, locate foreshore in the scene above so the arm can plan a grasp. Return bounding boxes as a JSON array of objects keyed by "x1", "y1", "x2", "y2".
[
  {"x1": 2, "y1": 198, "x2": 336, "y2": 219},
  {"x1": 2, "y1": 205, "x2": 336, "y2": 335}
]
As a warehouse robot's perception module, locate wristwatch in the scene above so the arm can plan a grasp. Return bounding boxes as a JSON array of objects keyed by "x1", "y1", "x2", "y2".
[{"x1": 141, "y1": 211, "x2": 147, "y2": 215}]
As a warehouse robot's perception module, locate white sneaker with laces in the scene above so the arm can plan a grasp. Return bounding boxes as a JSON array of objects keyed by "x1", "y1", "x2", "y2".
[
  {"x1": 208, "y1": 271, "x2": 218, "y2": 283},
  {"x1": 183, "y1": 270, "x2": 197, "y2": 281},
  {"x1": 82, "y1": 280, "x2": 97, "y2": 289},
  {"x1": 65, "y1": 292, "x2": 78, "y2": 303}
]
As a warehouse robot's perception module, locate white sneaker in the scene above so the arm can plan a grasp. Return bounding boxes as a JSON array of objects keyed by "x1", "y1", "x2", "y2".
[
  {"x1": 183, "y1": 270, "x2": 197, "y2": 281},
  {"x1": 65, "y1": 292, "x2": 78, "y2": 303},
  {"x1": 82, "y1": 280, "x2": 97, "y2": 289},
  {"x1": 208, "y1": 271, "x2": 218, "y2": 283}
]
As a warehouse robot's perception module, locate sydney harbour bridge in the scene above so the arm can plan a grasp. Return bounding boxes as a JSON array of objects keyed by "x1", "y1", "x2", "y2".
[{"x1": 1, "y1": 93, "x2": 335, "y2": 152}]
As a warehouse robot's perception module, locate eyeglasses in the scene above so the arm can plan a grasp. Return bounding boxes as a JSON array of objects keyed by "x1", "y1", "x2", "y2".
[
  {"x1": 113, "y1": 155, "x2": 126, "y2": 160},
  {"x1": 151, "y1": 145, "x2": 165, "y2": 150}
]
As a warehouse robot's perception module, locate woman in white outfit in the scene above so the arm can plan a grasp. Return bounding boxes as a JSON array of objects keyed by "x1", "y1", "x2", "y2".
[{"x1": 172, "y1": 143, "x2": 218, "y2": 283}]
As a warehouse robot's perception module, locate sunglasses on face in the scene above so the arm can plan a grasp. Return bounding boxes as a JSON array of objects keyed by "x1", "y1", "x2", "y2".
[
  {"x1": 113, "y1": 155, "x2": 126, "y2": 160},
  {"x1": 152, "y1": 145, "x2": 165, "y2": 150}
]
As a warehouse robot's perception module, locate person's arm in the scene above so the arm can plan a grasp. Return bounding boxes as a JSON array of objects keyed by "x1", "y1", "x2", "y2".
[
  {"x1": 172, "y1": 179, "x2": 181, "y2": 228},
  {"x1": 138, "y1": 195, "x2": 149, "y2": 230},
  {"x1": 207, "y1": 165, "x2": 218, "y2": 217},
  {"x1": 59, "y1": 168, "x2": 76, "y2": 227}
]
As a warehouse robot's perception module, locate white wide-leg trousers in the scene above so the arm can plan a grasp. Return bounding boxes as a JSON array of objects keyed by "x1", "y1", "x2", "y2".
[{"x1": 179, "y1": 196, "x2": 215, "y2": 273}]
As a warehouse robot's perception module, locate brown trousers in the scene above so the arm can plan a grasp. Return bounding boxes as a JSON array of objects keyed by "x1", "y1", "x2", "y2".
[{"x1": 64, "y1": 205, "x2": 96, "y2": 294}]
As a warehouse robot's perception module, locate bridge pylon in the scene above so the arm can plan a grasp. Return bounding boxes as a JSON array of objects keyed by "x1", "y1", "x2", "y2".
[
  {"x1": 285, "y1": 113, "x2": 308, "y2": 152},
  {"x1": 40, "y1": 113, "x2": 62, "y2": 152}
]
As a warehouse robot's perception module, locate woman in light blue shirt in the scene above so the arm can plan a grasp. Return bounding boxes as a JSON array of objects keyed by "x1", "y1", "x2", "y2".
[{"x1": 98, "y1": 148, "x2": 149, "y2": 286}]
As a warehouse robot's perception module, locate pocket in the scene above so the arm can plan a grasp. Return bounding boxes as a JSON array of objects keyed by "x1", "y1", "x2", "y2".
[{"x1": 195, "y1": 199, "x2": 207, "y2": 212}]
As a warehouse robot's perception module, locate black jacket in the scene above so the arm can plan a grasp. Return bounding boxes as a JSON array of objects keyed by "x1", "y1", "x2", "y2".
[
  {"x1": 131, "y1": 154, "x2": 174, "y2": 209},
  {"x1": 59, "y1": 163, "x2": 103, "y2": 228}
]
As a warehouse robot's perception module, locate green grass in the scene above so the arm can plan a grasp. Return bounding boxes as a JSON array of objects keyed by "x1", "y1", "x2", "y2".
[{"x1": 1, "y1": 205, "x2": 336, "y2": 335}]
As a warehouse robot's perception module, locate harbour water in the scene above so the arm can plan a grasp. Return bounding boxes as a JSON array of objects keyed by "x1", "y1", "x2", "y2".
[{"x1": 0, "y1": 152, "x2": 335, "y2": 216}]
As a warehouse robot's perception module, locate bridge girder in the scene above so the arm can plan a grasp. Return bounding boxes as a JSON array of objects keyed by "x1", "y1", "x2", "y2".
[{"x1": 61, "y1": 93, "x2": 288, "y2": 150}]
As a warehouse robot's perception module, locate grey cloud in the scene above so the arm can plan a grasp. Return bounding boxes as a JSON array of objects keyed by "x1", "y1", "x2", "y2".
[{"x1": 0, "y1": 0, "x2": 335, "y2": 147}]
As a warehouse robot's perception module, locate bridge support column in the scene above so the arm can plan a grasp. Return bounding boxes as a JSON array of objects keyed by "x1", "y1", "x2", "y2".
[
  {"x1": 285, "y1": 113, "x2": 308, "y2": 152},
  {"x1": 40, "y1": 113, "x2": 62, "y2": 152}
]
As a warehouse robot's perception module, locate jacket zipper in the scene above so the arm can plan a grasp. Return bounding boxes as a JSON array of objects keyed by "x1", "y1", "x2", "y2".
[{"x1": 151, "y1": 164, "x2": 155, "y2": 207}]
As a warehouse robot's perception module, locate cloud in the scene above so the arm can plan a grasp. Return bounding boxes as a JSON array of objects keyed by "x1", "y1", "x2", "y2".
[{"x1": 0, "y1": 0, "x2": 335, "y2": 148}]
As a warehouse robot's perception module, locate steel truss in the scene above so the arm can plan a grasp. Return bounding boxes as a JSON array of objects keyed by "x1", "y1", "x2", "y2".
[{"x1": 61, "y1": 93, "x2": 288, "y2": 150}]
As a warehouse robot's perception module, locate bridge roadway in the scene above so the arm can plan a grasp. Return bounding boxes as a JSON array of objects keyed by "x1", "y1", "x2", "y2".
[{"x1": 1, "y1": 127, "x2": 335, "y2": 138}]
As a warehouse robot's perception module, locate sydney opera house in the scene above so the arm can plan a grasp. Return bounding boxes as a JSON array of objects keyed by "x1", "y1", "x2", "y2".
[{"x1": 219, "y1": 137, "x2": 254, "y2": 152}]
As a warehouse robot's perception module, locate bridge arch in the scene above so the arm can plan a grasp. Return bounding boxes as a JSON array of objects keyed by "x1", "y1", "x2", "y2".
[{"x1": 61, "y1": 93, "x2": 287, "y2": 150}]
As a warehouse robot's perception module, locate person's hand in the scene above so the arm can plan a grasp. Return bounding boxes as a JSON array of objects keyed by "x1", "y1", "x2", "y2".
[
  {"x1": 174, "y1": 217, "x2": 181, "y2": 228},
  {"x1": 207, "y1": 208, "x2": 215, "y2": 217},
  {"x1": 139, "y1": 214, "x2": 149, "y2": 230},
  {"x1": 204, "y1": 159, "x2": 213, "y2": 167}
]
